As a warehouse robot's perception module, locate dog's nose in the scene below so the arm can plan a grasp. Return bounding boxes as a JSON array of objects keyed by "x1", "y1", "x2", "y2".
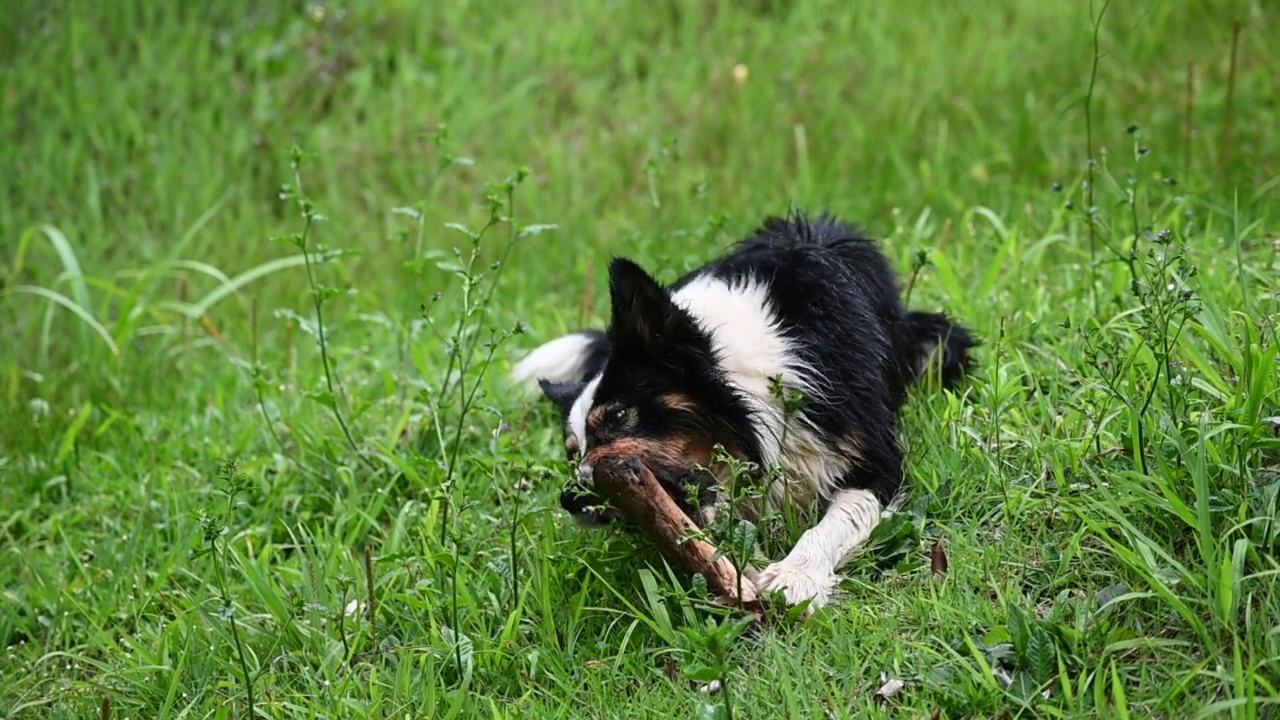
[{"x1": 576, "y1": 461, "x2": 594, "y2": 485}]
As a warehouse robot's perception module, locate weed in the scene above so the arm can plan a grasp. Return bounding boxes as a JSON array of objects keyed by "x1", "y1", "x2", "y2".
[
  {"x1": 2, "y1": 1, "x2": 1277, "y2": 718},
  {"x1": 190, "y1": 460, "x2": 258, "y2": 717}
]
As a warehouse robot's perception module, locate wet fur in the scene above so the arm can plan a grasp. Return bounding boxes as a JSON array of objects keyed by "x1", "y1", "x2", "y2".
[{"x1": 511, "y1": 211, "x2": 977, "y2": 608}]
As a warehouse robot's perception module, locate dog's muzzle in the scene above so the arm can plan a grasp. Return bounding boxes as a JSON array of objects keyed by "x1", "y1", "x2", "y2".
[{"x1": 560, "y1": 460, "x2": 623, "y2": 526}]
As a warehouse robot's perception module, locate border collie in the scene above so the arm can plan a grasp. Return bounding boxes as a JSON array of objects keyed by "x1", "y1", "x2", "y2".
[{"x1": 511, "y1": 212, "x2": 976, "y2": 610}]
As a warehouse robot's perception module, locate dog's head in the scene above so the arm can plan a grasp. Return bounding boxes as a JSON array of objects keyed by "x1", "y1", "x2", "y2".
[{"x1": 544, "y1": 258, "x2": 759, "y2": 526}]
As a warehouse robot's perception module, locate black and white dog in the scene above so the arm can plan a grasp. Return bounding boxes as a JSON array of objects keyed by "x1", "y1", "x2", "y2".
[{"x1": 511, "y1": 212, "x2": 976, "y2": 610}]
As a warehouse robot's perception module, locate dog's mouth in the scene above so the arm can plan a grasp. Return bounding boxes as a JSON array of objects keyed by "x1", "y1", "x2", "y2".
[
  {"x1": 559, "y1": 481, "x2": 625, "y2": 525},
  {"x1": 561, "y1": 456, "x2": 716, "y2": 527},
  {"x1": 570, "y1": 506, "x2": 625, "y2": 527},
  {"x1": 558, "y1": 461, "x2": 622, "y2": 525}
]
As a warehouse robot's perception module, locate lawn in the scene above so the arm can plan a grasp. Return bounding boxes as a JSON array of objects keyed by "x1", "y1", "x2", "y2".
[{"x1": 2, "y1": 0, "x2": 1278, "y2": 717}]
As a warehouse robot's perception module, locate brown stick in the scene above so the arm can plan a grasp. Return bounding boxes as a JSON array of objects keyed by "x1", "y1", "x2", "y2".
[{"x1": 591, "y1": 457, "x2": 759, "y2": 607}]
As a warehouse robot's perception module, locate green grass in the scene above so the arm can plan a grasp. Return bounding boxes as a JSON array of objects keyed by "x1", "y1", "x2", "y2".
[{"x1": 2, "y1": 0, "x2": 1278, "y2": 717}]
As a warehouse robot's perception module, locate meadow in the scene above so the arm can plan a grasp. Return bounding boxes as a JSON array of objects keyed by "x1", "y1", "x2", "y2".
[{"x1": 2, "y1": 0, "x2": 1278, "y2": 717}]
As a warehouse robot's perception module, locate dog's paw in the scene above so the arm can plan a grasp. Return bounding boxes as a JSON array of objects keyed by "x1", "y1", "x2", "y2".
[{"x1": 756, "y1": 561, "x2": 838, "y2": 612}]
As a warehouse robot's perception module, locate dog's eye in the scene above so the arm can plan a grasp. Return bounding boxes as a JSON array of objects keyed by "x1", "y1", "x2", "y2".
[{"x1": 609, "y1": 407, "x2": 629, "y2": 424}]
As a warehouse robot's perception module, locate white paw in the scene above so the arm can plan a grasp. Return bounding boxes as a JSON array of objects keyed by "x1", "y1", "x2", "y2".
[{"x1": 756, "y1": 561, "x2": 838, "y2": 611}]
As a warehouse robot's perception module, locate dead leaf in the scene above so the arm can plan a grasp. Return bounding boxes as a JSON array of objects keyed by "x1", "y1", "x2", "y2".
[
  {"x1": 930, "y1": 540, "x2": 948, "y2": 577},
  {"x1": 199, "y1": 314, "x2": 233, "y2": 349},
  {"x1": 992, "y1": 667, "x2": 1013, "y2": 688},
  {"x1": 875, "y1": 671, "x2": 905, "y2": 703},
  {"x1": 918, "y1": 710, "x2": 941, "y2": 720},
  {"x1": 584, "y1": 659, "x2": 603, "y2": 671},
  {"x1": 662, "y1": 657, "x2": 679, "y2": 680}
]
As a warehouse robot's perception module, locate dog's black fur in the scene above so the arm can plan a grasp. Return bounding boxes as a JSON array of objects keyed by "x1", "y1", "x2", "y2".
[{"x1": 522, "y1": 212, "x2": 977, "y2": 531}]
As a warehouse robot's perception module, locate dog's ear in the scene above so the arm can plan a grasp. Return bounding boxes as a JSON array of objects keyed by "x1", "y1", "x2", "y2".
[
  {"x1": 538, "y1": 378, "x2": 583, "y2": 417},
  {"x1": 607, "y1": 258, "x2": 676, "y2": 351}
]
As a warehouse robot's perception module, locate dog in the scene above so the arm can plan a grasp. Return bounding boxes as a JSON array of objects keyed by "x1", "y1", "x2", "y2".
[{"x1": 510, "y1": 212, "x2": 976, "y2": 610}]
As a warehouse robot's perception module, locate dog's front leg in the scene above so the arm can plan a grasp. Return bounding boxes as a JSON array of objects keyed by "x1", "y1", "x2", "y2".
[{"x1": 755, "y1": 488, "x2": 882, "y2": 610}]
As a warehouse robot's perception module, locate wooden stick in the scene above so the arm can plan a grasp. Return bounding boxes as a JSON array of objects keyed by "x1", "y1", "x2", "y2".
[{"x1": 591, "y1": 456, "x2": 760, "y2": 608}]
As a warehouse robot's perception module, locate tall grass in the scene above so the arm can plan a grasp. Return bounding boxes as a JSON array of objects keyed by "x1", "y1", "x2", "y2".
[{"x1": 2, "y1": 1, "x2": 1277, "y2": 717}]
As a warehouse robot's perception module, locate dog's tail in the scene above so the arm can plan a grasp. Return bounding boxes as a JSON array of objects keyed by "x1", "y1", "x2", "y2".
[
  {"x1": 510, "y1": 329, "x2": 611, "y2": 393},
  {"x1": 894, "y1": 311, "x2": 977, "y2": 391}
]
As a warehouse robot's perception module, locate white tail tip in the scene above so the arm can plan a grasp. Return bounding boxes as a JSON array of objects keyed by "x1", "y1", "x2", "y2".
[{"x1": 510, "y1": 332, "x2": 601, "y2": 391}]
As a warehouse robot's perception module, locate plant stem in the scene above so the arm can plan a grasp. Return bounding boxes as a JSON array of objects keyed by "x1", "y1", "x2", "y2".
[{"x1": 1084, "y1": 0, "x2": 1110, "y2": 315}]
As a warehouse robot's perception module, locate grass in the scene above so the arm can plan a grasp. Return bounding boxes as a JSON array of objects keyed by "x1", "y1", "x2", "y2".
[{"x1": 1, "y1": 0, "x2": 1278, "y2": 717}]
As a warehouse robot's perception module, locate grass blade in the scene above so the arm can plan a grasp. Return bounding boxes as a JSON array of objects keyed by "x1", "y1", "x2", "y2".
[{"x1": 5, "y1": 284, "x2": 120, "y2": 356}]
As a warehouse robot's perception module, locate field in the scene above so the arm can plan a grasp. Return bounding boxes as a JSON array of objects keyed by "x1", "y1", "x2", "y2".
[{"x1": 2, "y1": 0, "x2": 1278, "y2": 717}]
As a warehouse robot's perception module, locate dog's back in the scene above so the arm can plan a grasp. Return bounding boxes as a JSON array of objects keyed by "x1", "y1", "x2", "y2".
[
  {"x1": 667, "y1": 212, "x2": 975, "y2": 505},
  {"x1": 676, "y1": 211, "x2": 974, "y2": 409}
]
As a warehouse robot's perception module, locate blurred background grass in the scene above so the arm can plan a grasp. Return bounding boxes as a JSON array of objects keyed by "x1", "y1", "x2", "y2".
[{"x1": 3, "y1": 1, "x2": 1273, "y2": 352}]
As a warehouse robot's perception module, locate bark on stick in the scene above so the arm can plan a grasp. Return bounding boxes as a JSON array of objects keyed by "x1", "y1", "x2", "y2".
[{"x1": 591, "y1": 457, "x2": 759, "y2": 607}]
